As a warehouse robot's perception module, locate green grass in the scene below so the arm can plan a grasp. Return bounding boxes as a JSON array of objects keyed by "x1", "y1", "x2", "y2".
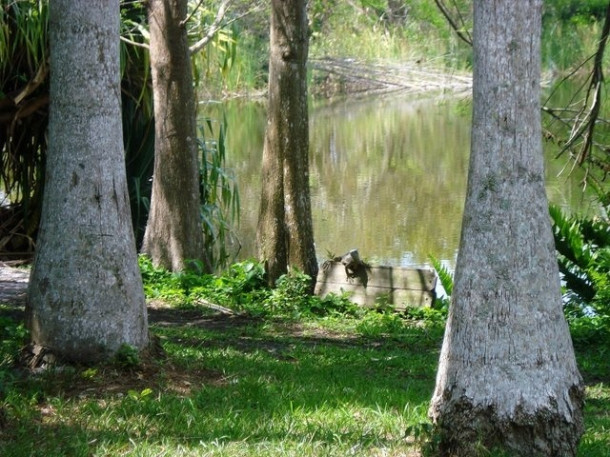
[
  {"x1": 1, "y1": 261, "x2": 609, "y2": 456},
  {"x1": 0, "y1": 310, "x2": 438, "y2": 456}
]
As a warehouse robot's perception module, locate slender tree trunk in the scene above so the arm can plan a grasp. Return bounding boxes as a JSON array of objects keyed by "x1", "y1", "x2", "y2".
[
  {"x1": 256, "y1": 0, "x2": 290, "y2": 285},
  {"x1": 429, "y1": 1, "x2": 584, "y2": 455},
  {"x1": 257, "y1": 0, "x2": 318, "y2": 288},
  {"x1": 256, "y1": 129, "x2": 288, "y2": 286},
  {"x1": 279, "y1": 0, "x2": 318, "y2": 287},
  {"x1": 26, "y1": 0, "x2": 148, "y2": 363},
  {"x1": 142, "y1": 0, "x2": 210, "y2": 273}
]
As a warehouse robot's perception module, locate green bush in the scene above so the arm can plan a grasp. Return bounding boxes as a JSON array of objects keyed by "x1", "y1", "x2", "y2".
[
  {"x1": 356, "y1": 311, "x2": 406, "y2": 338},
  {"x1": 543, "y1": 0, "x2": 609, "y2": 23},
  {"x1": 263, "y1": 269, "x2": 359, "y2": 319},
  {"x1": 550, "y1": 204, "x2": 610, "y2": 309}
]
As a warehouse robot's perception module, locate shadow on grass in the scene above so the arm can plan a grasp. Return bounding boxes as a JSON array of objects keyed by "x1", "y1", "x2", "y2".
[
  {"x1": 2, "y1": 305, "x2": 609, "y2": 456},
  {"x1": 1, "y1": 307, "x2": 437, "y2": 456}
]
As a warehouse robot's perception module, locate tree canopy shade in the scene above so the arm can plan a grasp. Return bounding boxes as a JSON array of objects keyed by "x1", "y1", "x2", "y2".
[
  {"x1": 26, "y1": 0, "x2": 148, "y2": 363},
  {"x1": 428, "y1": 1, "x2": 584, "y2": 455},
  {"x1": 256, "y1": 0, "x2": 318, "y2": 289}
]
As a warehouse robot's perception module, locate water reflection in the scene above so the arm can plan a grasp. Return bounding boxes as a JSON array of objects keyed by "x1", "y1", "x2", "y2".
[
  {"x1": 202, "y1": 93, "x2": 595, "y2": 270},
  {"x1": 308, "y1": 95, "x2": 470, "y2": 267}
]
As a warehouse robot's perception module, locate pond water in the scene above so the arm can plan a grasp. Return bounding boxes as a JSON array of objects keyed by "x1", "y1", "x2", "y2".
[{"x1": 202, "y1": 92, "x2": 598, "y2": 272}]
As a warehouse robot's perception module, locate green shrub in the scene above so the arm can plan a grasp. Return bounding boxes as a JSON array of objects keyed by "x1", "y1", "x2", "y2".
[
  {"x1": 550, "y1": 204, "x2": 610, "y2": 310},
  {"x1": 262, "y1": 269, "x2": 359, "y2": 319},
  {"x1": 356, "y1": 310, "x2": 406, "y2": 338}
]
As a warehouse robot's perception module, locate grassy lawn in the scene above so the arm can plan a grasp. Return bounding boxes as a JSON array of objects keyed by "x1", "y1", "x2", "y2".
[
  {"x1": 1, "y1": 305, "x2": 438, "y2": 456},
  {"x1": 0, "y1": 262, "x2": 608, "y2": 456}
]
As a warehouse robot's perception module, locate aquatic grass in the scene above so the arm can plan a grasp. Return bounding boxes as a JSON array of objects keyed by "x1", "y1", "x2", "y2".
[
  {"x1": 542, "y1": 19, "x2": 609, "y2": 73},
  {"x1": 308, "y1": 0, "x2": 470, "y2": 67},
  {"x1": 198, "y1": 117, "x2": 241, "y2": 271}
]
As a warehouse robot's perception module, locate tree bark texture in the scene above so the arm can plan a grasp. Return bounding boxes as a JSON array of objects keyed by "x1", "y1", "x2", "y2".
[
  {"x1": 142, "y1": 0, "x2": 209, "y2": 272},
  {"x1": 26, "y1": 0, "x2": 148, "y2": 362},
  {"x1": 257, "y1": 0, "x2": 318, "y2": 288},
  {"x1": 256, "y1": 122, "x2": 288, "y2": 285},
  {"x1": 428, "y1": 1, "x2": 584, "y2": 456}
]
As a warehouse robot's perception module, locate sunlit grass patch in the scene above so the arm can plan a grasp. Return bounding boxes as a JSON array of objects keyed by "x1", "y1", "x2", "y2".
[
  {"x1": 1, "y1": 307, "x2": 437, "y2": 456},
  {"x1": 579, "y1": 383, "x2": 610, "y2": 456},
  {"x1": 1, "y1": 305, "x2": 609, "y2": 456}
]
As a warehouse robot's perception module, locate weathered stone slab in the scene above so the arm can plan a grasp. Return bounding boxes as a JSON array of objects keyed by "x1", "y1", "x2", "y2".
[{"x1": 314, "y1": 261, "x2": 436, "y2": 309}]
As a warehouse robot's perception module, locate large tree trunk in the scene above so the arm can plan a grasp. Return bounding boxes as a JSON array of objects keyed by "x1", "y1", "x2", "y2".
[
  {"x1": 428, "y1": 1, "x2": 584, "y2": 456},
  {"x1": 256, "y1": 0, "x2": 317, "y2": 288},
  {"x1": 26, "y1": 0, "x2": 148, "y2": 363},
  {"x1": 142, "y1": 0, "x2": 209, "y2": 273}
]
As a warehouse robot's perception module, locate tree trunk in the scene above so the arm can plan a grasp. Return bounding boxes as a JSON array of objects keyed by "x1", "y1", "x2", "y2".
[
  {"x1": 256, "y1": 129, "x2": 288, "y2": 286},
  {"x1": 26, "y1": 0, "x2": 148, "y2": 363},
  {"x1": 142, "y1": 0, "x2": 209, "y2": 273},
  {"x1": 257, "y1": 0, "x2": 318, "y2": 288},
  {"x1": 279, "y1": 0, "x2": 319, "y2": 287},
  {"x1": 428, "y1": 1, "x2": 584, "y2": 456}
]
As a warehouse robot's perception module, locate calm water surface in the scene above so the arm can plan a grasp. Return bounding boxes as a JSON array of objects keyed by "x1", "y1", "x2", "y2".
[{"x1": 202, "y1": 93, "x2": 597, "y2": 271}]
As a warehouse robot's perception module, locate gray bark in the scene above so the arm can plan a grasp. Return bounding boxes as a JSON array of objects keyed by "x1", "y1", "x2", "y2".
[
  {"x1": 26, "y1": 0, "x2": 148, "y2": 363},
  {"x1": 256, "y1": 123, "x2": 288, "y2": 286},
  {"x1": 257, "y1": 0, "x2": 318, "y2": 288},
  {"x1": 142, "y1": 0, "x2": 209, "y2": 273},
  {"x1": 428, "y1": 1, "x2": 584, "y2": 455}
]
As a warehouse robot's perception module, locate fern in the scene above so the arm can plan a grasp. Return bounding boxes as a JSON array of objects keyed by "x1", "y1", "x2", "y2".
[
  {"x1": 428, "y1": 254, "x2": 453, "y2": 298},
  {"x1": 549, "y1": 205, "x2": 596, "y2": 303}
]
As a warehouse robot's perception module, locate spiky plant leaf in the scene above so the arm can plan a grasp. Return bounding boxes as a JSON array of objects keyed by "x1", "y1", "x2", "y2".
[{"x1": 428, "y1": 254, "x2": 453, "y2": 297}]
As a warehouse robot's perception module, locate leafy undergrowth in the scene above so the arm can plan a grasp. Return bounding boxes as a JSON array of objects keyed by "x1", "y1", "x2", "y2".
[{"x1": 0, "y1": 259, "x2": 608, "y2": 456}]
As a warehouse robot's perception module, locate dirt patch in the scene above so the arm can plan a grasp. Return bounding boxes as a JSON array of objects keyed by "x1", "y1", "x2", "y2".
[
  {"x1": 15, "y1": 350, "x2": 226, "y2": 405},
  {"x1": 147, "y1": 301, "x2": 260, "y2": 331}
]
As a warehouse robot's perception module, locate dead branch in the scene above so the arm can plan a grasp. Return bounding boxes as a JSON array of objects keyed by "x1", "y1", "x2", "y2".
[
  {"x1": 189, "y1": 0, "x2": 232, "y2": 55},
  {"x1": 120, "y1": 35, "x2": 149, "y2": 49},
  {"x1": 308, "y1": 57, "x2": 472, "y2": 97},
  {"x1": 194, "y1": 297, "x2": 236, "y2": 315},
  {"x1": 434, "y1": 0, "x2": 472, "y2": 46},
  {"x1": 555, "y1": 3, "x2": 610, "y2": 169}
]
